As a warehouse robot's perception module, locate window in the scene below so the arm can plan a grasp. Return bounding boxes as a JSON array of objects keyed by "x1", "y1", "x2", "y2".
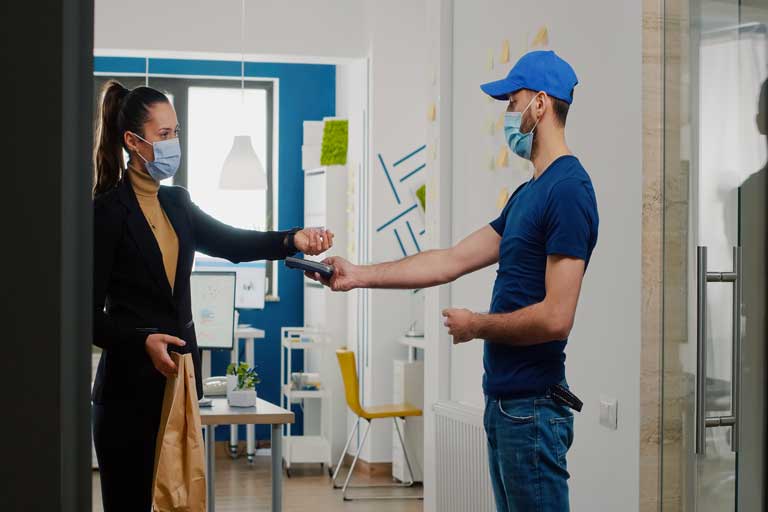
[
  {"x1": 187, "y1": 87, "x2": 268, "y2": 232},
  {"x1": 93, "y1": 76, "x2": 277, "y2": 295}
]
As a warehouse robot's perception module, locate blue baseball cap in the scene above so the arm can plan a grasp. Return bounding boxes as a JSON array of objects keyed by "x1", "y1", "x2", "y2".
[{"x1": 481, "y1": 50, "x2": 578, "y2": 104}]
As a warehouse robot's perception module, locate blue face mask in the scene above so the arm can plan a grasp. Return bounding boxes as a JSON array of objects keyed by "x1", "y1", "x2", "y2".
[
  {"x1": 503, "y1": 94, "x2": 542, "y2": 161},
  {"x1": 132, "y1": 133, "x2": 181, "y2": 182}
]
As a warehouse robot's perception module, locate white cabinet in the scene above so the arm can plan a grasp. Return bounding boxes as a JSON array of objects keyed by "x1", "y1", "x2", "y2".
[
  {"x1": 392, "y1": 360, "x2": 424, "y2": 482},
  {"x1": 298, "y1": 120, "x2": 349, "y2": 465}
]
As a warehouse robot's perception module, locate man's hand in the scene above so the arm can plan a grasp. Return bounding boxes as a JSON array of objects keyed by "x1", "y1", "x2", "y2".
[
  {"x1": 145, "y1": 334, "x2": 186, "y2": 378},
  {"x1": 442, "y1": 308, "x2": 479, "y2": 344},
  {"x1": 305, "y1": 256, "x2": 361, "y2": 292},
  {"x1": 294, "y1": 228, "x2": 334, "y2": 256}
]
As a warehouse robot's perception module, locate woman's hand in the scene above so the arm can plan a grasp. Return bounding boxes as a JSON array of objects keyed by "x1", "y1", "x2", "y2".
[
  {"x1": 304, "y1": 256, "x2": 361, "y2": 292},
  {"x1": 294, "y1": 228, "x2": 334, "y2": 256},
  {"x1": 145, "y1": 333, "x2": 186, "y2": 378}
]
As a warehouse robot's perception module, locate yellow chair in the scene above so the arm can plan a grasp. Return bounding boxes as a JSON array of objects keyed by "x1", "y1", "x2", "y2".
[{"x1": 331, "y1": 349, "x2": 423, "y2": 501}]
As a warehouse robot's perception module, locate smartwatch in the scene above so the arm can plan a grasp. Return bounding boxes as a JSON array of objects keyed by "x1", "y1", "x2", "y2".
[{"x1": 283, "y1": 228, "x2": 302, "y2": 254}]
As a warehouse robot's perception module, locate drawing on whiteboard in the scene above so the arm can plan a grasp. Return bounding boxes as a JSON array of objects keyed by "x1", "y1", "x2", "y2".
[
  {"x1": 194, "y1": 258, "x2": 265, "y2": 309},
  {"x1": 190, "y1": 271, "x2": 236, "y2": 349}
]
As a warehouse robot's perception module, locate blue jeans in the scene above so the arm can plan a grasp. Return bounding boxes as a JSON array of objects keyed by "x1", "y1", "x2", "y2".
[{"x1": 484, "y1": 387, "x2": 574, "y2": 512}]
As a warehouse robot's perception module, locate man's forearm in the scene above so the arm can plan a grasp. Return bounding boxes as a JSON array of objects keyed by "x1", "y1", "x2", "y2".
[
  {"x1": 358, "y1": 249, "x2": 457, "y2": 289},
  {"x1": 472, "y1": 301, "x2": 571, "y2": 346}
]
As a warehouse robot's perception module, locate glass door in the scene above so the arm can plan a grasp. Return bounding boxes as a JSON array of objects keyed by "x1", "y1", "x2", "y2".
[{"x1": 662, "y1": 0, "x2": 768, "y2": 510}]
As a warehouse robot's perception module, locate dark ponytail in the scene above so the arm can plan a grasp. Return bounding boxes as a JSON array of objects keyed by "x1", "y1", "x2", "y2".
[
  {"x1": 93, "y1": 80, "x2": 170, "y2": 196},
  {"x1": 93, "y1": 80, "x2": 128, "y2": 196}
]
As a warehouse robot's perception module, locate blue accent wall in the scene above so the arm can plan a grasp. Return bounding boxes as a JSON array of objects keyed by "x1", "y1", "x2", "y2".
[{"x1": 95, "y1": 56, "x2": 336, "y2": 442}]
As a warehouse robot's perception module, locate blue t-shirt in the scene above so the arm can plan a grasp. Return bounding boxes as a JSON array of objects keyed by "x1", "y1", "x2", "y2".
[{"x1": 484, "y1": 155, "x2": 599, "y2": 398}]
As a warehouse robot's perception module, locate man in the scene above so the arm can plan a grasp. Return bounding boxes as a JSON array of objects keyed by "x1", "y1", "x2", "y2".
[{"x1": 307, "y1": 50, "x2": 598, "y2": 511}]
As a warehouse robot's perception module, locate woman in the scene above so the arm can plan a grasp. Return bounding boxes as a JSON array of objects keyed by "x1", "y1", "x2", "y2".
[{"x1": 91, "y1": 80, "x2": 333, "y2": 511}]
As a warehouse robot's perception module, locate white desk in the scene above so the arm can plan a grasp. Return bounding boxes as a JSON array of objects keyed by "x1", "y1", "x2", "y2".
[
  {"x1": 399, "y1": 335, "x2": 425, "y2": 363},
  {"x1": 201, "y1": 325, "x2": 266, "y2": 463},
  {"x1": 200, "y1": 398, "x2": 294, "y2": 512}
]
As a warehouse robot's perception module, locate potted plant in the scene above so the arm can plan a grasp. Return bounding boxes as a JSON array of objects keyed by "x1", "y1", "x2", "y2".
[{"x1": 226, "y1": 362, "x2": 260, "y2": 408}]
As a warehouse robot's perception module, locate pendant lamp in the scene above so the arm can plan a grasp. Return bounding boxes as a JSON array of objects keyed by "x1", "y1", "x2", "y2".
[{"x1": 219, "y1": 0, "x2": 267, "y2": 190}]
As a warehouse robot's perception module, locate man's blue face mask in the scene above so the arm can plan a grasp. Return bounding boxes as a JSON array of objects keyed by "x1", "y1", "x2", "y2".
[
  {"x1": 503, "y1": 93, "x2": 543, "y2": 161},
  {"x1": 132, "y1": 132, "x2": 181, "y2": 182}
]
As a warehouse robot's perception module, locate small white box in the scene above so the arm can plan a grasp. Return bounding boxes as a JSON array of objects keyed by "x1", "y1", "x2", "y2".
[
  {"x1": 303, "y1": 121, "x2": 324, "y2": 146},
  {"x1": 302, "y1": 145, "x2": 322, "y2": 170}
]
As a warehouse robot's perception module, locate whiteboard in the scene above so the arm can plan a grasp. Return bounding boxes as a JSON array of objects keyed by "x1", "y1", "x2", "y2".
[
  {"x1": 194, "y1": 258, "x2": 266, "y2": 309},
  {"x1": 190, "y1": 271, "x2": 236, "y2": 349}
]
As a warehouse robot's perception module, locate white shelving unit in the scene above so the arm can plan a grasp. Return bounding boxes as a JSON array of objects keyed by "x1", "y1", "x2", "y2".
[
  {"x1": 300, "y1": 119, "x2": 349, "y2": 468},
  {"x1": 280, "y1": 327, "x2": 332, "y2": 475}
]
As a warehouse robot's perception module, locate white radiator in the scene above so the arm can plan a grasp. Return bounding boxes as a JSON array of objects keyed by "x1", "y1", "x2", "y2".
[{"x1": 434, "y1": 401, "x2": 495, "y2": 512}]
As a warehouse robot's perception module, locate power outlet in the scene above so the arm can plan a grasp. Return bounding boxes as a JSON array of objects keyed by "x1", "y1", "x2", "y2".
[{"x1": 599, "y1": 397, "x2": 618, "y2": 430}]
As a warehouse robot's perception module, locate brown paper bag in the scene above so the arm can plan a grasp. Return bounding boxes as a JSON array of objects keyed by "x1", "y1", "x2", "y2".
[{"x1": 152, "y1": 352, "x2": 207, "y2": 512}]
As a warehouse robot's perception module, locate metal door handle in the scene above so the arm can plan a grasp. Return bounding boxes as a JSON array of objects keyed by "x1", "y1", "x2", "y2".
[{"x1": 696, "y1": 246, "x2": 742, "y2": 455}]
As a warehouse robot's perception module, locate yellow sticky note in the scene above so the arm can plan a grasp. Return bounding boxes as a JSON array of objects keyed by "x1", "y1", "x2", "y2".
[
  {"x1": 428, "y1": 103, "x2": 437, "y2": 122},
  {"x1": 496, "y1": 146, "x2": 509, "y2": 168},
  {"x1": 500, "y1": 40, "x2": 510, "y2": 64},
  {"x1": 532, "y1": 26, "x2": 549, "y2": 48},
  {"x1": 497, "y1": 187, "x2": 510, "y2": 210},
  {"x1": 496, "y1": 112, "x2": 505, "y2": 132}
]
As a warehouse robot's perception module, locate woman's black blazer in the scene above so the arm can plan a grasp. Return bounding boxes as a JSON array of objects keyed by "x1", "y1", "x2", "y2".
[{"x1": 92, "y1": 178, "x2": 297, "y2": 406}]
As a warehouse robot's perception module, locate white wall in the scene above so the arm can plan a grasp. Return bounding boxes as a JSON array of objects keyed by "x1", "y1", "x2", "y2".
[
  {"x1": 447, "y1": 1, "x2": 642, "y2": 510},
  {"x1": 95, "y1": 0, "x2": 368, "y2": 60},
  {"x1": 358, "y1": 0, "x2": 428, "y2": 463}
]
